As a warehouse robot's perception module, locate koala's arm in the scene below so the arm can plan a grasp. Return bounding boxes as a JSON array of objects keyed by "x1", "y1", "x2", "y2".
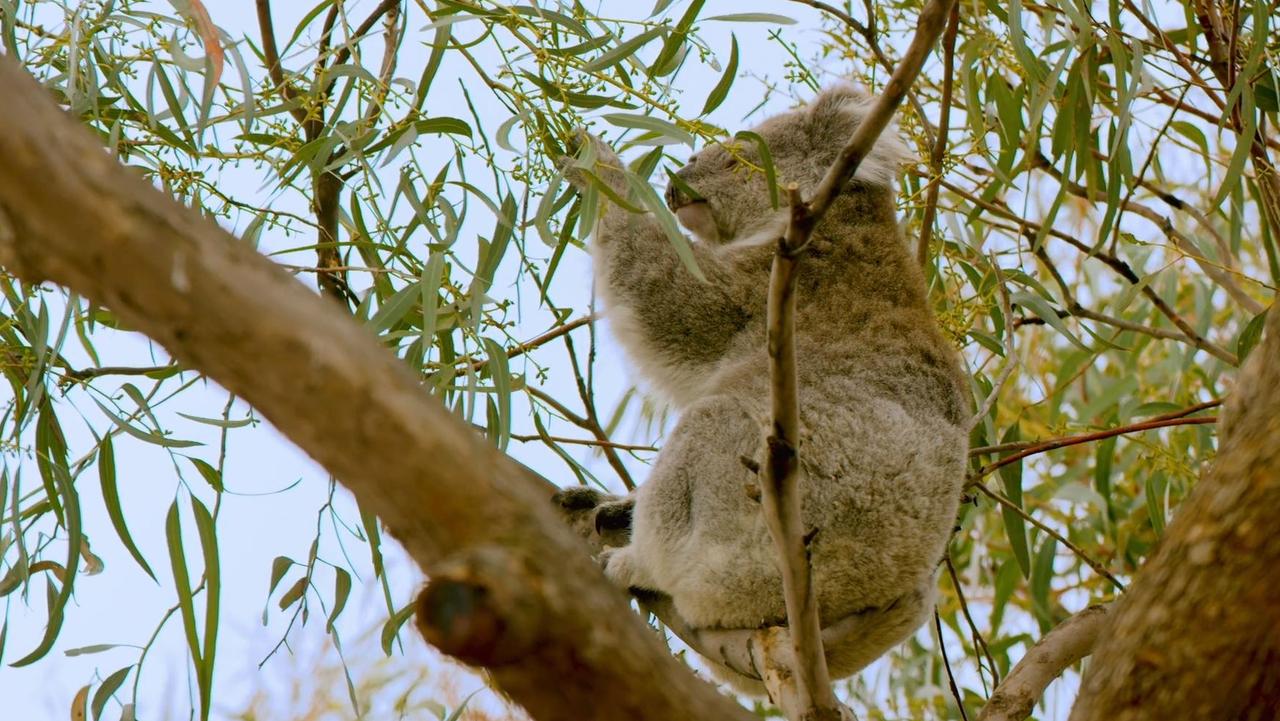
[{"x1": 566, "y1": 136, "x2": 771, "y2": 372}]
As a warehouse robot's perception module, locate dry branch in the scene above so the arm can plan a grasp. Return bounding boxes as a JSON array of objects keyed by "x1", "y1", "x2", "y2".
[
  {"x1": 760, "y1": 0, "x2": 958, "y2": 716},
  {"x1": 979, "y1": 605, "x2": 1110, "y2": 721},
  {"x1": 0, "y1": 56, "x2": 756, "y2": 721}
]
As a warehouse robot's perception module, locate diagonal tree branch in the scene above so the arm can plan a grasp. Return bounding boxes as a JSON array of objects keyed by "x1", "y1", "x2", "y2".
[
  {"x1": 979, "y1": 605, "x2": 1111, "y2": 721},
  {"x1": 0, "y1": 55, "x2": 756, "y2": 721}
]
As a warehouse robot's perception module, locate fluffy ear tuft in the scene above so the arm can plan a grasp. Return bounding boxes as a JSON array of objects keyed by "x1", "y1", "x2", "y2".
[{"x1": 808, "y1": 83, "x2": 912, "y2": 188}]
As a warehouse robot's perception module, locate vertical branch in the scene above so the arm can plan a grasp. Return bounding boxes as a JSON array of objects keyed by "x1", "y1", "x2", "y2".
[
  {"x1": 759, "y1": 1, "x2": 958, "y2": 717},
  {"x1": 761, "y1": 186, "x2": 836, "y2": 718},
  {"x1": 916, "y1": 1, "x2": 959, "y2": 266}
]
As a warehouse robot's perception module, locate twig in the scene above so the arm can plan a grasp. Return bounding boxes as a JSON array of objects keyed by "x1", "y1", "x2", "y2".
[
  {"x1": 509, "y1": 434, "x2": 656, "y2": 452},
  {"x1": 945, "y1": 555, "x2": 1000, "y2": 686},
  {"x1": 463, "y1": 314, "x2": 594, "y2": 374},
  {"x1": 564, "y1": 334, "x2": 635, "y2": 490},
  {"x1": 972, "y1": 483, "x2": 1125, "y2": 590},
  {"x1": 968, "y1": 399, "x2": 1222, "y2": 457},
  {"x1": 61, "y1": 364, "x2": 180, "y2": 382},
  {"x1": 253, "y1": 0, "x2": 309, "y2": 126},
  {"x1": 526, "y1": 385, "x2": 638, "y2": 490},
  {"x1": 760, "y1": 1, "x2": 958, "y2": 716},
  {"x1": 936, "y1": 610, "x2": 972, "y2": 721},
  {"x1": 915, "y1": 2, "x2": 959, "y2": 266},
  {"x1": 977, "y1": 605, "x2": 1110, "y2": 721},
  {"x1": 974, "y1": 416, "x2": 1217, "y2": 478}
]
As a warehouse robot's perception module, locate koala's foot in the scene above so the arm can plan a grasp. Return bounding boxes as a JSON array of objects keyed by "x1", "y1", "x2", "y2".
[{"x1": 594, "y1": 497, "x2": 634, "y2": 547}]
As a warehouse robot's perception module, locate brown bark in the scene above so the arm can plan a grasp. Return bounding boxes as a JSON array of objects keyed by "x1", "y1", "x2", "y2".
[
  {"x1": 0, "y1": 57, "x2": 755, "y2": 721},
  {"x1": 1069, "y1": 302, "x2": 1280, "y2": 721}
]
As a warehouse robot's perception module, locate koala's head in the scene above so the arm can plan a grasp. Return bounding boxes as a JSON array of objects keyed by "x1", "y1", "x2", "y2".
[{"x1": 665, "y1": 84, "x2": 910, "y2": 244}]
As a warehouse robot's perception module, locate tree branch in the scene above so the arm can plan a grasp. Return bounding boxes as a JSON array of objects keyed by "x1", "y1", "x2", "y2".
[
  {"x1": 916, "y1": 1, "x2": 959, "y2": 266},
  {"x1": 760, "y1": 1, "x2": 958, "y2": 716},
  {"x1": 0, "y1": 55, "x2": 756, "y2": 721},
  {"x1": 978, "y1": 604, "x2": 1111, "y2": 721}
]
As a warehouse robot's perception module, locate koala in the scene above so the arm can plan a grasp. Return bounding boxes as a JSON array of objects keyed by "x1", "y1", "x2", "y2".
[{"x1": 554, "y1": 84, "x2": 968, "y2": 690}]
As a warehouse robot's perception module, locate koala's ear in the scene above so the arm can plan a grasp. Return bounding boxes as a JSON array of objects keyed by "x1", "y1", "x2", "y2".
[
  {"x1": 808, "y1": 83, "x2": 910, "y2": 188},
  {"x1": 808, "y1": 83, "x2": 869, "y2": 122}
]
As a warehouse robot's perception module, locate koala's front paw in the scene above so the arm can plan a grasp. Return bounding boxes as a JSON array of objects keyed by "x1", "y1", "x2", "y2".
[
  {"x1": 599, "y1": 545, "x2": 639, "y2": 589},
  {"x1": 557, "y1": 130, "x2": 627, "y2": 193},
  {"x1": 594, "y1": 497, "x2": 634, "y2": 547}
]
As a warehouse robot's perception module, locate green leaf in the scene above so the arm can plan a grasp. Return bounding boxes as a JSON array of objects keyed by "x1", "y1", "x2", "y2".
[
  {"x1": 1237, "y1": 308, "x2": 1268, "y2": 360},
  {"x1": 164, "y1": 501, "x2": 204, "y2": 701},
  {"x1": 623, "y1": 173, "x2": 705, "y2": 281},
  {"x1": 380, "y1": 601, "x2": 417, "y2": 655},
  {"x1": 368, "y1": 282, "x2": 421, "y2": 334},
  {"x1": 191, "y1": 498, "x2": 219, "y2": 721},
  {"x1": 997, "y1": 425, "x2": 1031, "y2": 579},
  {"x1": 582, "y1": 26, "x2": 667, "y2": 72},
  {"x1": 603, "y1": 113, "x2": 694, "y2": 147},
  {"x1": 734, "y1": 130, "x2": 778, "y2": 209},
  {"x1": 94, "y1": 399, "x2": 203, "y2": 448},
  {"x1": 1146, "y1": 471, "x2": 1167, "y2": 535},
  {"x1": 1030, "y1": 536, "x2": 1058, "y2": 631},
  {"x1": 327, "y1": 568, "x2": 352, "y2": 633},
  {"x1": 482, "y1": 338, "x2": 512, "y2": 451},
  {"x1": 704, "y1": 13, "x2": 795, "y2": 23},
  {"x1": 92, "y1": 666, "x2": 132, "y2": 721},
  {"x1": 11, "y1": 442, "x2": 80, "y2": 667},
  {"x1": 100, "y1": 437, "x2": 157, "y2": 581},
  {"x1": 649, "y1": 0, "x2": 705, "y2": 77},
  {"x1": 701, "y1": 34, "x2": 738, "y2": 115},
  {"x1": 1010, "y1": 291, "x2": 1089, "y2": 350}
]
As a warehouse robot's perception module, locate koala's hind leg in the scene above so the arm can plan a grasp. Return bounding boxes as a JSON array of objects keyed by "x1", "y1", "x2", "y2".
[{"x1": 551, "y1": 487, "x2": 634, "y2": 552}]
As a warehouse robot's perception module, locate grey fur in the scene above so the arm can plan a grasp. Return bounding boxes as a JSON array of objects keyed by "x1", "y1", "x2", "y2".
[{"x1": 559, "y1": 84, "x2": 968, "y2": 689}]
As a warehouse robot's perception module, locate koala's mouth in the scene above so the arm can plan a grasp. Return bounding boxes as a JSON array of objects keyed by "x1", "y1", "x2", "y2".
[{"x1": 665, "y1": 183, "x2": 721, "y2": 242}]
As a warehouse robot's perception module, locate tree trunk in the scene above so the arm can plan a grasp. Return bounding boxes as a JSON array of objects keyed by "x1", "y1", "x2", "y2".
[
  {"x1": 1069, "y1": 302, "x2": 1280, "y2": 721},
  {"x1": 0, "y1": 56, "x2": 755, "y2": 721}
]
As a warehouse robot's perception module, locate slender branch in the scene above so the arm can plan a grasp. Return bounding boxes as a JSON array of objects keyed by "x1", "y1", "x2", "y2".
[
  {"x1": 462, "y1": 314, "x2": 594, "y2": 374},
  {"x1": 945, "y1": 554, "x2": 1000, "y2": 686},
  {"x1": 972, "y1": 483, "x2": 1125, "y2": 590},
  {"x1": 526, "y1": 385, "x2": 638, "y2": 490},
  {"x1": 977, "y1": 605, "x2": 1111, "y2": 721},
  {"x1": 787, "y1": 0, "x2": 937, "y2": 146},
  {"x1": 974, "y1": 416, "x2": 1217, "y2": 478},
  {"x1": 808, "y1": 0, "x2": 957, "y2": 220},
  {"x1": 564, "y1": 334, "x2": 635, "y2": 491},
  {"x1": 969, "y1": 399, "x2": 1222, "y2": 457},
  {"x1": 253, "y1": 0, "x2": 309, "y2": 126},
  {"x1": 61, "y1": 364, "x2": 179, "y2": 382},
  {"x1": 916, "y1": 1, "x2": 959, "y2": 266},
  {"x1": 509, "y1": 434, "x2": 656, "y2": 452},
  {"x1": 936, "y1": 611, "x2": 972, "y2": 721},
  {"x1": 759, "y1": 2, "x2": 958, "y2": 717}
]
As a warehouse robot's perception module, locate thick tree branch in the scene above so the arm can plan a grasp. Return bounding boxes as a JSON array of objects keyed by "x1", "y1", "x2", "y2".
[
  {"x1": 979, "y1": 605, "x2": 1110, "y2": 721},
  {"x1": 0, "y1": 56, "x2": 755, "y2": 721},
  {"x1": 1069, "y1": 303, "x2": 1280, "y2": 720}
]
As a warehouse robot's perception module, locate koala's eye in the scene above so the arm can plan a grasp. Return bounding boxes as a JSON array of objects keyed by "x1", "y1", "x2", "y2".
[{"x1": 724, "y1": 155, "x2": 741, "y2": 168}]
